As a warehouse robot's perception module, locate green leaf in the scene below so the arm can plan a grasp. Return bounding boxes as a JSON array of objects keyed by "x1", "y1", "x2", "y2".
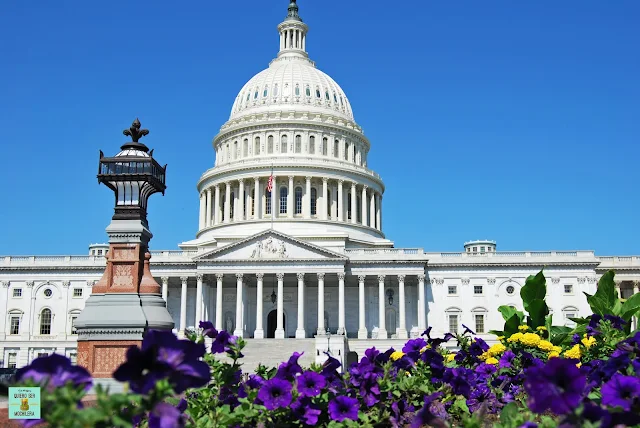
[
  {"x1": 526, "y1": 299, "x2": 549, "y2": 329},
  {"x1": 504, "y1": 313, "x2": 522, "y2": 336},
  {"x1": 550, "y1": 325, "x2": 573, "y2": 346},
  {"x1": 620, "y1": 292, "x2": 640, "y2": 321},
  {"x1": 500, "y1": 402, "x2": 519, "y2": 423},
  {"x1": 520, "y1": 271, "x2": 547, "y2": 313},
  {"x1": 454, "y1": 397, "x2": 470, "y2": 414},
  {"x1": 585, "y1": 270, "x2": 617, "y2": 316},
  {"x1": 498, "y1": 305, "x2": 519, "y2": 323}
]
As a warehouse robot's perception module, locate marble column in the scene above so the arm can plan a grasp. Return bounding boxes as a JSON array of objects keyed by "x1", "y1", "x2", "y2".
[
  {"x1": 337, "y1": 180, "x2": 344, "y2": 222},
  {"x1": 417, "y1": 274, "x2": 426, "y2": 331},
  {"x1": 369, "y1": 190, "x2": 375, "y2": 228},
  {"x1": 338, "y1": 273, "x2": 346, "y2": 335},
  {"x1": 358, "y1": 275, "x2": 367, "y2": 338},
  {"x1": 305, "y1": 176, "x2": 312, "y2": 218},
  {"x1": 234, "y1": 274, "x2": 244, "y2": 337},
  {"x1": 161, "y1": 276, "x2": 169, "y2": 307},
  {"x1": 238, "y1": 179, "x2": 245, "y2": 221},
  {"x1": 255, "y1": 273, "x2": 264, "y2": 338},
  {"x1": 271, "y1": 176, "x2": 278, "y2": 218},
  {"x1": 350, "y1": 182, "x2": 357, "y2": 223},
  {"x1": 195, "y1": 274, "x2": 203, "y2": 326},
  {"x1": 296, "y1": 273, "x2": 306, "y2": 338},
  {"x1": 224, "y1": 182, "x2": 231, "y2": 222},
  {"x1": 361, "y1": 185, "x2": 368, "y2": 226},
  {"x1": 288, "y1": 176, "x2": 294, "y2": 218},
  {"x1": 397, "y1": 274, "x2": 407, "y2": 339},
  {"x1": 214, "y1": 185, "x2": 221, "y2": 225},
  {"x1": 377, "y1": 275, "x2": 387, "y2": 339},
  {"x1": 275, "y1": 273, "x2": 285, "y2": 338},
  {"x1": 322, "y1": 178, "x2": 329, "y2": 221},
  {"x1": 375, "y1": 194, "x2": 381, "y2": 231},
  {"x1": 179, "y1": 276, "x2": 188, "y2": 334},
  {"x1": 199, "y1": 193, "x2": 205, "y2": 229},
  {"x1": 254, "y1": 177, "x2": 261, "y2": 220},
  {"x1": 206, "y1": 189, "x2": 212, "y2": 227},
  {"x1": 215, "y1": 274, "x2": 223, "y2": 330},
  {"x1": 317, "y1": 273, "x2": 325, "y2": 335}
]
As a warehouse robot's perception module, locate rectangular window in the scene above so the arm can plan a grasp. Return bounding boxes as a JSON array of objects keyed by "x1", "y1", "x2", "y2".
[
  {"x1": 37, "y1": 352, "x2": 48, "y2": 358},
  {"x1": 344, "y1": 142, "x2": 349, "y2": 160},
  {"x1": 480, "y1": 246, "x2": 485, "y2": 253},
  {"x1": 243, "y1": 139, "x2": 248, "y2": 157},
  {"x1": 322, "y1": 138, "x2": 328, "y2": 156},
  {"x1": 280, "y1": 190, "x2": 287, "y2": 214},
  {"x1": 12, "y1": 288, "x2": 21, "y2": 298},
  {"x1": 7, "y1": 353, "x2": 16, "y2": 369},
  {"x1": 334, "y1": 140, "x2": 339, "y2": 158},
  {"x1": 71, "y1": 317, "x2": 78, "y2": 335},
  {"x1": 448, "y1": 285, "x2": 457, "y2": 295},
  {"x1": 448, "y1": 314, "x2": 458, "y2": 334},
  {"x1": 475, "y1": 314, "x2": 485, "y2": 333},
  {"x1": 564, "y1": 284, "x2": 573, "y2": 294},
  {"x1": 69, "y1": 353, "x2": 77, "y2": 364},
  {"x1": 268, "y1": 136, "x2": 274, "y2": 154},
  {"x1": 295, "y1": 135, "x2": 301, "y2": 153},
  {"x1": 474, "y1": 285, "x2": 483, "y2": 295},
  {"x1": 97, "y1": 249, "x2": 103, "y2": 255},
  {"x1": 309, "y1": 136, "x2": 315, "y2": 154},
  {"x1": 265, "y1": 191, "x2": 272, "y2": 215},
  {"x1": 73, "y1": 288, "x2": 83, "y2": 298},
  {"x1": 10, "y1": 317, "x2": 20, "y2": 335}
]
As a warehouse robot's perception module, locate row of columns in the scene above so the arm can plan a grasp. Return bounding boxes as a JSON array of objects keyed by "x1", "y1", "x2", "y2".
[
  {"x1": 199, "y1": 177, "x2": 382, "y2": 231},
  {"x1": 280, "y1": 28, "x2": 306, "y2": 51},
  {"x1": 162, "y1": 273, "x2": 426, "y2": 340}
]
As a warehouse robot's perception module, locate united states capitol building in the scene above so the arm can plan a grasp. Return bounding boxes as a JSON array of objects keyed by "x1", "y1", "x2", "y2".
[{"x1": 1, "y1": 1, "x2": 638, "y2": 370}]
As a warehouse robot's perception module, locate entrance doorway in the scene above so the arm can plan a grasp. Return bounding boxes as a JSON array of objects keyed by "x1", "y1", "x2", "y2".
[{"x1": 267, "y1": 310, "x2": 285, "y2": 338}]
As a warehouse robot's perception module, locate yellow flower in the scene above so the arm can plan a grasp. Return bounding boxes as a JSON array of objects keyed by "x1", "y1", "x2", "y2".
[
  {"x1": 581, "y1": 336, "x2": 596, "y2": 349},
  {"x1": 548, "y1": 351, "x2": 560, "y2": 359},
  {"x1": 507, "y1": 332, "x2": 524, "y2": 343},
  {"x1": 485, "y1": 357, "x2": 499, "y2": 365},
  {"x1": 390, "y1": 351, "x2": 405, "y2": 361},
  {"x1": 564, "y1": 344, "x2": 581, "y2": 360},
  {"x1": 518, "y1": 325, "x2": 529, "y2": 332},
  {"x1": 487, "y1": 343, "x2": 506, "y2": 357},
  {"x1": 520, "y1": 333, "x2": 541, "y2": 347},
  {"x1": 446, "y1": 353, "x2": 456, "y2": 363},
  {"x1": 552, "y1": 346, "x2": 562, "y2": 353},
  {"x1": 576, "y1": 363, "x2": 582, "y2": 368},
  {"x1": 536, "y1": 326, "x2": 547, "y2": 332},
  {"x1": 497, "y1": 336, "x2": 505, "y2": 341},
  {"x1": 537, "y1": 340, "x2": 555, "y2": 352}
]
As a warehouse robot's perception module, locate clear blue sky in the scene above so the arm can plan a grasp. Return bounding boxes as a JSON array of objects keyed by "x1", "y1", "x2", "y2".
[{"x1": 0, "y1": 1, "x2": 638, "y2": 255}]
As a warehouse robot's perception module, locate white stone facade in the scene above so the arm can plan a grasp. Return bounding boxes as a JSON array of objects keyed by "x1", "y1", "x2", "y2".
[{"x1": 1, "y1": 2, "x2": 639, "y2": 369}]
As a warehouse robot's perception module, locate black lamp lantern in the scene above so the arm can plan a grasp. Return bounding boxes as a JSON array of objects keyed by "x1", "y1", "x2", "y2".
[
  {"x1": 386, "y1": 289, "x2": 394, "y2": 306},
  {"x1": 98, "y1": 118, "x2": 167, "y2": 224},
  {"x1": 271, "y1": 288, "x2": 277, "y2": 305}
]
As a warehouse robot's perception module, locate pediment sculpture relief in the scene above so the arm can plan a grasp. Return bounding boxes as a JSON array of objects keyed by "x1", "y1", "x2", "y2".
[{"x1": 250, "y1": 237, "x2": 288, "y2": 259}]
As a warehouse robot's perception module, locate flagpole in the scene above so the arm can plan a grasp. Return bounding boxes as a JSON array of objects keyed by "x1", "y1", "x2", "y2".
[{"x1": 270, "y1": 163, "x2": 274, "y2": 231}]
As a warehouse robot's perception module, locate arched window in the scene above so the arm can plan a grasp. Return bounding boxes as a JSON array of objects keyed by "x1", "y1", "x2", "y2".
[
  {"x1": 295, "y1": 187, "x2": 303, "y2": 214},
  {"x1": 8, "y1": 309, "x2": 23, "y2": 335},
  {"x1": 69, "y1": 309, "x2": 81, "y2": 335},
  {"x1": 325, "y1": 91, "x2": 330, "y2": 101},
  {"x1": 334, "y1": 140, "x2": 339, "y2": 158},
  {"x1": 267, "y1": 136, "x2": 274, "y2": 154},
  {"x1": 352, "y1": 144, "x2": 356, "y2": 162},
  {"x1": 243, "y1": 190, "x2": 247, "y2": 218},
  {"x1": 280, "y1": 187, "x2": 288, "y2": 214},
  {"x1": 273, "y1": 84, "x2": 279, "y2": 97},
  {"x1": 344, "y1": 141, "x2": 349, "y2": 161},
  {"x1": 446, "y1": 308, "x2": 462, "y2": 334},
  {"x1": 326, "y1": 187, "x2": 332, "y2": 217},
  {"x1": 243, "y1": 139, "x2": 248, "y2": 157},
  {"x1": 233, "y1": 141, "x2": 238, "y2": 160},
  {"x1": 40, "y1": 308, "x2": 52, "y2": 335},
  {"x1": 311, "y1": 188, "x2": 317, "y2": 215},
  {"x1": 254, "y1": 88, "x2": 259, "y2": 99},
  {"x1": 305, "y1": 86, "x2": 311, "y2": 97},
  {"x1": 265, "y1": 190, "x2": 272, "y2": 215},
  {"x1": 283, "y1": 83, "x2": 290, "y2": 97},
  {"x1": 472, "y1": 307, "x2": 488, "y2": 334},
  {"x1": 254, "y1": 137, "x2": 261, "y2": 156},
  {"x1": 230, "y1": 192, "x2": 235, "y2": 219},
  {"x1": 246, "y1": 92, "x2": 250, "y2": 102},
  {"x1": 347, "y1": 193, "x2": 352, "y2": 220},
  {"x1": 281, "y1": 135, "x2": 288, "y2": 153},
  {"x1": 309, "y1": 136, "x2": 315, "y2": 154},
  {"x1": 263, "y1": 86, "x2": 268, "y2": 98},
  {"x1": 225, "y1": 144, "x2": 230, "y2": 161},
  {"x1": 316, "y1": 87, "x2": 321, "y2": 98},
  {"x1": 295, "y1": 84, "x2": 300, "y2": 96},
  {"x1": 295, "y1": 135, "x2": 302, "y2": 153},
  {"x1": 562, "y1": 307, "x2": 579, "y2": 327},
  {"x1": 333, "y1": 92, "x2": 338, "y2": 103},
  {"x1": 322, "y1": 137, "x2": 328, "y2": 156}
]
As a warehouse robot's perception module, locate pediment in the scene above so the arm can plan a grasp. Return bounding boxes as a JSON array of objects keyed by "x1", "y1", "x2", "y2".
[{"x1": 195, "y1": 230, "x2": 347, "y2": 262}]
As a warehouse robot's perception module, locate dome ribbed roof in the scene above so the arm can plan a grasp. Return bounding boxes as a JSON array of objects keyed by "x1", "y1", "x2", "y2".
[{"x1": 229, "y1": 59, "x2": 355, "y2": 122}]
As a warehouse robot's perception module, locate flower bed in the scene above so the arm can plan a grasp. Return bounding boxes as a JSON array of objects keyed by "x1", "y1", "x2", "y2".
[{"x1": 7, "y1": 270, "x2": 640, "y2": 427}]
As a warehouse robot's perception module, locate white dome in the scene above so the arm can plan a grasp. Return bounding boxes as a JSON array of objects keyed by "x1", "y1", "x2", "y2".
[{"x1": 229, "y1": 58, "x2": 355, "y2": 122}]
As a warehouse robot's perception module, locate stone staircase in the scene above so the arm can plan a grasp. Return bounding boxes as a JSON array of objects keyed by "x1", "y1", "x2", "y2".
[{"x1": 216, "y1": 339, "x2": 317, "y2": 374}]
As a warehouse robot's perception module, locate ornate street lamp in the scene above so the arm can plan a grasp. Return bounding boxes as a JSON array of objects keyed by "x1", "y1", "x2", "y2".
[
  {"x1": 387, "y1": 289, "x2": 394, "y2": 306},
  {"x1": 98, "y1": 118, "x2": 167, "y2": 224}
]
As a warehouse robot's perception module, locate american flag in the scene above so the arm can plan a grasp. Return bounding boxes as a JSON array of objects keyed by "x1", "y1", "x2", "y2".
[{"x1": 267, "y1": 174, "x2": 274, "y2": 192}]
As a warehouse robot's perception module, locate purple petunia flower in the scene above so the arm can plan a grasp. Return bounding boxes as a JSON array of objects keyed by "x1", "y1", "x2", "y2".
[
  {"x1": 113, "y1": 330, "x2": 210, "y2": 395},
  {"x1": 276, "y1": 352, "x2": 304, "y2": 381},
  {"x1": 462, "y1": 324, "x2": 476, "y2": 336},
  {"x1": 582, "y1": 402, "x2": 611, "y2": 427},
  {"x1": 210, "y1": 330, "x2": 234, "y2": 354},
  {"x1": 297, "y1": 370, "x2": 326, "y2": 397},
  {"x1": 411, "y1": 393, "x2": 446, "y2": 428},
  {"x1": 604, "y1": 315, "x2": 626, "y2": 331},
  {"x1": 257, "y1": 377, "x2": 293, "y2": 410},
  {"x1": 291, "y1": 397, "x2": 322, "y2": 425},
  {"x1": 402, "y1": 338, "x2": 427, "y2": 354},
  {"x1": 443, "y1": 367, "x2": 475, "y2": 398},
  {"x1": 475, "y1": 363, "x2": 497, "y2": 378},
  {"x1": 328, "y1": 396, "x2": 359, "y2": 422},
  {"x1": 469, "y1": 338, "x2": 490, "y2": 358},
  {"x1": 466, "y1": 385, "x2": 497, "y2": 413},
  {"x1": 499, "y1": 350, "x2": 516, "y2": 369},
  {"x1": 601, "y1": 374, "x2": 640, "y2": 411},
  {"x1": 16, "y1": 353, "x2": 92, "y2": 393},
  {"x1": 148, "y1": 401, "x2": 186, "y2": 428},
  {"x1": 571, "y1": 334, "x2": 581, "y2": 345},
  {"x1": 524, "y1": 357, "x2": 585, "y2": 415}
]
